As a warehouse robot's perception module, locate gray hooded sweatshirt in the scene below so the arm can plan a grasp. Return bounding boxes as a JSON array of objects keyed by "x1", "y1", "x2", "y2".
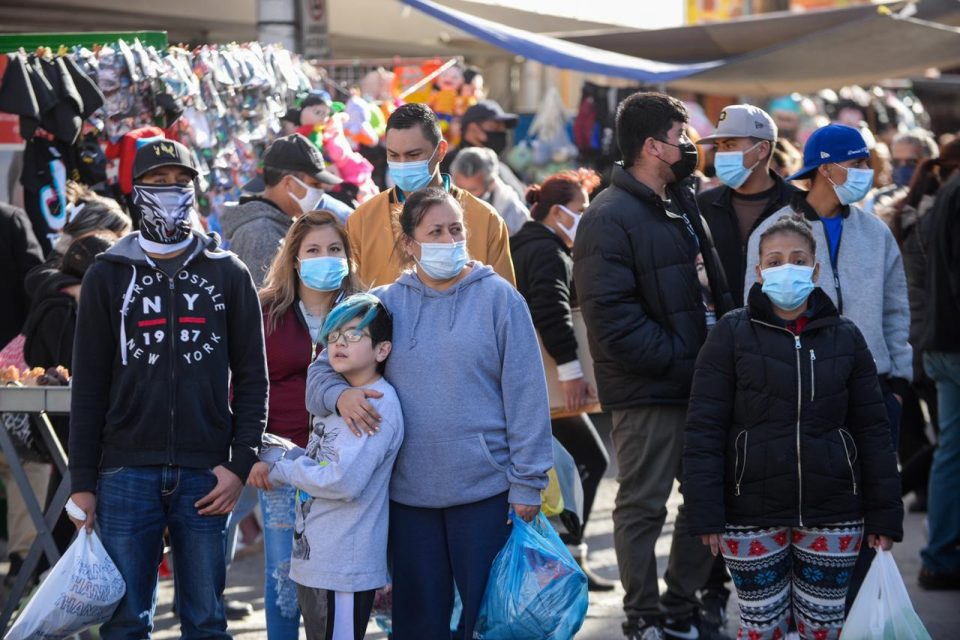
[
  {"x1": 307, "y1": 263, "x2": 553, "y2": 509},
  {"x1": 745, "y1": 203, "x2": 912, "y2": 382},
  {"x1": 219, "y1": 197, "x2": 292, "y2": 287}
]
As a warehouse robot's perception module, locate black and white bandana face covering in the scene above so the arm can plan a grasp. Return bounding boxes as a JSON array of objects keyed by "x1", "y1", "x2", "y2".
[{"x1": 132, "y1": 184, "x2": 196, "y2": 254}]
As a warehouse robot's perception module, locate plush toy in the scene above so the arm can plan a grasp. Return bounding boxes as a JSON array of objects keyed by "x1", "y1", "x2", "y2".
[
  {"x1": 343, "y1": 93, "x2": 379, "y2": 148},
  {"x1": 428, "y1": 65, "x2": 465, "y2": 133},
  {"x1": 322, "y1": 113, "x2": 378, "y2": 203}
]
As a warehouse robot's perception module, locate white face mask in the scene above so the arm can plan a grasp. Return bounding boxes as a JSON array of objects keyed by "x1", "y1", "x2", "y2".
[
  {"x1": 289, "y1": 176, "x2": 325, "y2": 215},
  {"x1": 557, "y1": 205, "x2": 582, "y2": 243},
  {"x1": 416, "y1": 241, "x2": 469, "y2": 280}
]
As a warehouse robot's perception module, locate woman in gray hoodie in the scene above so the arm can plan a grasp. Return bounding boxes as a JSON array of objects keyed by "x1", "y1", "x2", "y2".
[{"x1": 306, "y1": 187, "x2": 553, "y2": 639}]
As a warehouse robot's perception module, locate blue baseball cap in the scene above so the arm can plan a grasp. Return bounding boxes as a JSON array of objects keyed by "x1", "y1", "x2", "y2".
[{"x1": 788, "y1": 123, "x2": 870, "y2": 182}]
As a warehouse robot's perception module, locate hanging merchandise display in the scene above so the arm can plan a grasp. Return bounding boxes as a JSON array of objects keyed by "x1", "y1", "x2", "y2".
[
  {"x1": 0, "y1": 35, "x2": 313, "y2": 254},
  {"x1": 506, "y1": 88, "x2": 579, "y2": 186}
]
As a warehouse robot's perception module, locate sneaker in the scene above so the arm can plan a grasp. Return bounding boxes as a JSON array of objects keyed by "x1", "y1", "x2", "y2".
[
  {"x1": 624, "y1": 618, "x2": 665, "y2": 640},
  {"x1": 225, "y1": 599, "x2": 254, "y2": 620},
  {"x1": 639, "y1": 626, "x2": 667, "y2": 640},
  {"x1": 918, "y1": 567, "x2": 960, "y2": 590},
  {"x1": 664, "y1": 616, "x2": 700, "y2": 640}
]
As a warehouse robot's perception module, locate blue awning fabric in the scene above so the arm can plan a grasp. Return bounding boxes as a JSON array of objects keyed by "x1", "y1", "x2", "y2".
[
  {"x1": 398, "y1": 0, "x2": 720, "y2": 83},
  {"x1": 400, "y1": 0, "x2": 960, "y2": 96}
]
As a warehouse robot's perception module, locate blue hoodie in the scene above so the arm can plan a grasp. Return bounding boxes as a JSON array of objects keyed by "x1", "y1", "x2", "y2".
[{"x1": 307, "y1": 262, "x2": 553, "y2": 508}]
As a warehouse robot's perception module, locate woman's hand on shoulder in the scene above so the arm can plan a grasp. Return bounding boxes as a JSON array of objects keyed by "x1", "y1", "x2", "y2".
[{"x1": 337, "y1": 387, "x2": 384, "y2": 437}]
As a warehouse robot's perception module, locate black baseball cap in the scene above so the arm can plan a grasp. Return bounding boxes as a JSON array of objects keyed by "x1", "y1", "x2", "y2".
[
  {"x1": 281, "y1": 107, "x2": 301, "y2": 126},
  {"x1": 462, "y1": 99, "x2": 518, "y2": 129},
  {"x1": 133, "y1": 139, "x2": 198, "y2": 181},
  {"x1": 263, "y1": 134, "x2": 342, "y2": 186}
]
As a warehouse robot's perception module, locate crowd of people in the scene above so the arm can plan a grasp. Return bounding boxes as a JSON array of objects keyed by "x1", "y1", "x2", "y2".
[{"x1": 1, "y1": 82, "x2": 957, "y2": 640}]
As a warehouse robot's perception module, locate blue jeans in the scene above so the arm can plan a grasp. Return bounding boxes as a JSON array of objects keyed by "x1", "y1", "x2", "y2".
[
  {"x1": 225, "y1": 484, "x2": 260, "y2": 567},
  {"x1": 259, "y1": 485, "x2": 301, "y2": 640},
  {"x1": 97, "y1": 466, "x2": 229, "y2": 640},
  {"x1": 922, "y1": 352, "x2": 960, "y2": 574}
]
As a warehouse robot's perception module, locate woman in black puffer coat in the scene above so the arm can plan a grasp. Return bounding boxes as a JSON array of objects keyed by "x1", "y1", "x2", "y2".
[
  {"x1": 510, "y1": 169, "x2": 613, "y2": 592},
  {"x1": 683, "y1": 215, "x2": 902, "y2": 640}
]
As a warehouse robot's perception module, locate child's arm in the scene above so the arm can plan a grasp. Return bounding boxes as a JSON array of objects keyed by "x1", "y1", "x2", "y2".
[
  {"x1": 846, "y1": 327, "x2": 904, "y2": 541},
  {"x1": 269, "y1": 417, "x2": 400, "y2": 502},
  {"x1": 683, "y1": 316, "x2": 737, "y2": 537}
]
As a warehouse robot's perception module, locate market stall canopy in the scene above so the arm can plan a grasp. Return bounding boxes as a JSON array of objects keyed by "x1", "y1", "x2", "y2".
[
  {"x1": 397, "y1": 0, "x2": 720, "y2": 82},
  {"x1": 667, "y1": 11, "x2": 960, "y2": 95},
  {"x1": 564, "y1": 0, "x2": 960, "y2": 64},
  {"x1": 401, "y1": 0, "x2": 960, "y2": 96}
]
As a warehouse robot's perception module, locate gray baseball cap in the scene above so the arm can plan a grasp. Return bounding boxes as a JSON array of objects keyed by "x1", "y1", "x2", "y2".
[{"x1": 698, "y1": 104, "x2": 777, "y2": 144}]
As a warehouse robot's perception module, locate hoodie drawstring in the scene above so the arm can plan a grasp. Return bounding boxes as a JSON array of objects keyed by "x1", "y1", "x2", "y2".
[
  {"x1": 119, "y1": 264, "x2": 138, "y2": 366},
  {"x1": 408, "y1": 287, "x2": 424, "y2": 350},
  {"x1": 450, "y1": 285, "x2": 461, "y2": 330}
]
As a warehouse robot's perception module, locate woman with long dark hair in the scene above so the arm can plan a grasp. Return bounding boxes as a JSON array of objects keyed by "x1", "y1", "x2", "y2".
[{"x1": 257, "y1": 210, "x2": 360, "y2": 639}]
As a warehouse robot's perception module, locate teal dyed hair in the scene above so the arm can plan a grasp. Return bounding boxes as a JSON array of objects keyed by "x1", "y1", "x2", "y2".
[{"x1": 319, "y1": 293, "x2": 385, "y2": 347}]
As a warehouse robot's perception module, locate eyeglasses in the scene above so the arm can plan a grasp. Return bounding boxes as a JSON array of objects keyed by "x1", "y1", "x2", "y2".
[{"x1": 326, "y1": 328, "x2": 370, "y2": 345}]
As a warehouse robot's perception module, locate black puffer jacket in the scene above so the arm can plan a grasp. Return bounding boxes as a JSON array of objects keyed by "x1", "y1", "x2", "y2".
[
  {"x1": 573, "y1": 164, "x2": 734, "y2": 408},
  {"x1": 683, "y1": 285, "x2": 903, "y2": 539},
  {"x1": 511, "y1": 221, "x2": 577, "y2": 365}
]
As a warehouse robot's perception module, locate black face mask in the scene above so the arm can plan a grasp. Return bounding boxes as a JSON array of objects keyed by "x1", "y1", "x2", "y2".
[
  {"x1": 656, "y1": 138, "x2": 699, "y2": 183},
  {"x1": 483, "y1": 130, "x2": 508, "y2": 155}
]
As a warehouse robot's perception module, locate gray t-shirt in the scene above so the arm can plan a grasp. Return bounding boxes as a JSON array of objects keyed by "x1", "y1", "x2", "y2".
[{"x1": 269, "y1": 376, "x2": 404, "y2": 592}]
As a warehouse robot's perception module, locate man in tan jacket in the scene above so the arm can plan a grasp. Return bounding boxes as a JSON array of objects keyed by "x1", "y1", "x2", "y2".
[{"x1": 346, "y1": 103, "x2": 515, "y2": 287}]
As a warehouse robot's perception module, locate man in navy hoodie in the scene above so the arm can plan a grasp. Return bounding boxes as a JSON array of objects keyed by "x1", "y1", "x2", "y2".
[{"x1": 67, "y1": 139, "x2": 268, "y2": 639}]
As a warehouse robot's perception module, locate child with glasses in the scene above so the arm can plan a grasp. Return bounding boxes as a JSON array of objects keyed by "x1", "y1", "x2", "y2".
[{"x1": 249, "y1": 293, "x2": 403, "y2": 640}]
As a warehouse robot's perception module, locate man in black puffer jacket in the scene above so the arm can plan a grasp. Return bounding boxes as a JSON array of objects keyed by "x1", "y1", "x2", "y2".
[{"x1": 573, "y1": 92, "x2": 733, "y2": 640}]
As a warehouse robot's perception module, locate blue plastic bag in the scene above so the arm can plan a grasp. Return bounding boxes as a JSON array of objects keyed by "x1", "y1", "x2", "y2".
[{"x1": 474, "y1": 512, "x2": 588, "y2": 639}]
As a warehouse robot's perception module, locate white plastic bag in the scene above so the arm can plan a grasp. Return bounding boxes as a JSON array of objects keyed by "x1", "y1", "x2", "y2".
[
  {"x1": 840, "y1": 549, "x2": 931, "y2": 640},
  {"x1": 5, "y1": 529, "x2": 126, "y2": 640}
]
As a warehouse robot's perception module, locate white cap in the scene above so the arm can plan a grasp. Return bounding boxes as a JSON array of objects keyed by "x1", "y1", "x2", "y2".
[{"x1": 698, "y1": 104, "x2": 777, "y2": 144}]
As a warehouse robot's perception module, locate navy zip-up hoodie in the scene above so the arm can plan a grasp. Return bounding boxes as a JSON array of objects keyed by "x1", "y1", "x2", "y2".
[{"x1": 69, "y1": 231, "x2": 269, "y2": 494}]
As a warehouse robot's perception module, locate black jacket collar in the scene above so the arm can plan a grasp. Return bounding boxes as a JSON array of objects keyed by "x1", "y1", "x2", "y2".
[
  {"x1": 510, "y1": 220, "x2": 569, "y2": 254},
  {"x1": 747, "y1": 282, "x2": 839, "y2": 329},
  {"x1": 610, "y1": 163, "x2": 697, "y2": 211}
]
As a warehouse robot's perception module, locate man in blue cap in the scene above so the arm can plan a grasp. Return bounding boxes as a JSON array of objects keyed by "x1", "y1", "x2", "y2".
[{"x1": 744, "y1": 122, "x2": 910, "y2": 608}]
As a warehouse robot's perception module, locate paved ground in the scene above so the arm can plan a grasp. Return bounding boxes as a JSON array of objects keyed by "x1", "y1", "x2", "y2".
[{"x1": 2, "y1": 414, "x2": 957, "y2": 638}]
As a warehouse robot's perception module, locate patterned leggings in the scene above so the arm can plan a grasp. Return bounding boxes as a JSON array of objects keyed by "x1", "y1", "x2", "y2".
[{"x1": 721, "y1": 522, "x2": 864, "y2": 640}]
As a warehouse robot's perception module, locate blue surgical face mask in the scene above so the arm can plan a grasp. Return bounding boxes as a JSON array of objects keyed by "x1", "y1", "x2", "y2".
[
  {"x1": 299, "y1": 257, "x2": 349, "y2": 291},
  {"x1": 761, "y1": 263, "x2": 815, "y2": 311},
  {"x1": 416, "y1": 240, "x2": 468, "y2": 280},
  {"x1": 388, "y1": 146, "x2": 438, "y2": 193},
  {"x1": 714, "y1": 141, "x2": 763, "y2": 189},
  {"x1": 828, "y1": 164, "x2": 874, "y2": 205},
  {"x1": 892, "y1": 164, "x2": 915, "y2": 188}
]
